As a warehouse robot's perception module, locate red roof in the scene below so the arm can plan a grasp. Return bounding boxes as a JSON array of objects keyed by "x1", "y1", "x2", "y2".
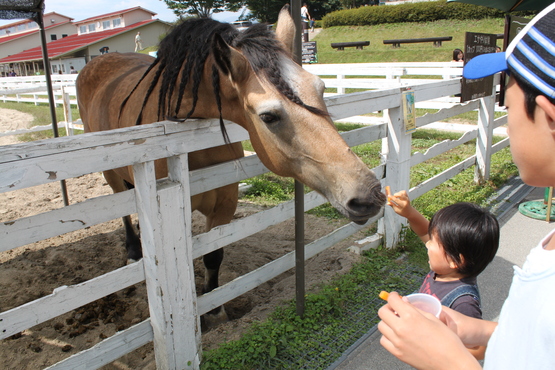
[
  {"x1": 0, "y1": 21, "x2": 73, "y2": 45},
  {"x1": 0, "y1": 19, "x2": 158, "y2": 63},
  {"x1": 75, "y1": 7, "x2": 156, "y2": 25}
]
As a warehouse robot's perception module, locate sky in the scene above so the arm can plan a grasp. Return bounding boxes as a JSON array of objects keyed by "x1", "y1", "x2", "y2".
[{"x1": 0, "y1": 0, "x2": 242, "y2": 26}]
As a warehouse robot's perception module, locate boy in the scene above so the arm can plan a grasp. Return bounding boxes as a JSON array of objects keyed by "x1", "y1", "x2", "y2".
[
  {"x1": 387, "y1": 191, "x2": 499, "y2": 319},
  {"x1": 378, "y1": 3, "x2": 555, "y2": 369}
]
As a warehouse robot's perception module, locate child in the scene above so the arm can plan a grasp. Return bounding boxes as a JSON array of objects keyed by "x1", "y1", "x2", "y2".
[
  {"x1": 388, "y1": 191, "x2": 498, "y2": 360},
  {"x1": 387, "y1": 190, "x2": 499, "y2": 319},
  {"x1": 378, "y1": 4, "x2": 555, "y2": 369}
]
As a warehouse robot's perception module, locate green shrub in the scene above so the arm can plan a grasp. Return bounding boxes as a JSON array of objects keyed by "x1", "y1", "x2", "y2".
[{"x1": 322, "y1": 0, "x2": 535, "y2": 28}]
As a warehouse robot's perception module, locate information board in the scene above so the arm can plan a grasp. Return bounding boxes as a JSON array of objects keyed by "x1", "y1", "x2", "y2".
[
  {"x1": 302, "y1": 41, "x2": 318, "y2": 64},
  {"x1": 461, "y1": 32, "x2": 497, "y2": 102}
]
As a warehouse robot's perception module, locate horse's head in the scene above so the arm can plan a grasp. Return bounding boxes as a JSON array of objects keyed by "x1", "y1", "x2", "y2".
[
  {"x1": 209, "y1": 5, "x2": 386, "y2": 223},
  {"x1": 131, "y1": 6, "x2": 385, "y2": 224}
]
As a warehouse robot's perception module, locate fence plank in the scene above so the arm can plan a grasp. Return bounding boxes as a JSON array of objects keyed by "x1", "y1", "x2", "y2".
[
  {"x1": 0, "y1": 261, "x2": 144, "y2": 340},
  {"x1": 45, "y1": 320, "x2": 153, "y2": 370},
  {"x1": 197, "y1": 209, "x2": 384, "y2": 315},
  {"x1": 410, "y1": 130, "x2": 478, "y2": 167},
  {"x1": 1, "y1": 190, "x2": 135, "y2": 251}
]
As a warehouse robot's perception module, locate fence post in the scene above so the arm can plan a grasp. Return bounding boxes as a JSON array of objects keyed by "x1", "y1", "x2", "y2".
[
  {"x1": 474, "y1": 87, "x2": 496, "y2": 183},
  {"x1": 383, "y1": 99, "x2": 412, "y2": 248},
  {"x1": 133, "y1": 156, "x2": 201, "y2": 370},
  {"x1": 337, "y1": 74, "x2": 345, "y2": 95},
  {"x1": 62, "y1": 86, "x2": 73, "y2": 135}
]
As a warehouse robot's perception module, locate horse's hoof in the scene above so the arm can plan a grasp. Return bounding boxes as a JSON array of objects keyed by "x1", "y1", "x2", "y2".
[{"x1": 202, "y1": 306, "x2": 229, "y2": 330}]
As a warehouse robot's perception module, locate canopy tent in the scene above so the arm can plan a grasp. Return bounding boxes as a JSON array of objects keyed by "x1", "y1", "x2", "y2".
[{"x1": 0, "y1": 0, "x2": 68, "y2": 205}]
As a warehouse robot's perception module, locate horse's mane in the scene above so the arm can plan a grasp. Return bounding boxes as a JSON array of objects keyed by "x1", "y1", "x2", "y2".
[{"x1": 120, "y1": 15, "x2": 327, "y2": 130}]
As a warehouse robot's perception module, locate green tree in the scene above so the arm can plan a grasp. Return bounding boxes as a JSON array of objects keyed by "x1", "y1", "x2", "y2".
[{"x1": 162, "y1": 0, "x2": 244, "y2": 18}]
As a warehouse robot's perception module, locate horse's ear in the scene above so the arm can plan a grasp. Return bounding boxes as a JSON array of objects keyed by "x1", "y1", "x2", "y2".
[
  {"x1": 275, "y1": 4, "x2": 295, "y2": 53},
  {"x1": 211, "y1": 33, "x2": 250, "y2": 85}
]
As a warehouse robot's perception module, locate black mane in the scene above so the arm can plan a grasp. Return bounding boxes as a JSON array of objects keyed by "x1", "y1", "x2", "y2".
[{"x1": 121, "y1": 16, "x2": 326, "y2": 127}]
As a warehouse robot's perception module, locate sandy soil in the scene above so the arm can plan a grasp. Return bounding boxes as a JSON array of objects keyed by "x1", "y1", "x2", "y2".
[{"x1": 0, "y1": 109, "x2": 366, "y2": 369}]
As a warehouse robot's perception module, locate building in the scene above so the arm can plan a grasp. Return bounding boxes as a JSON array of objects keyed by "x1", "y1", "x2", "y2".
[{"x1": 0, "y1": 7, "x2": 172, "y2": 76}]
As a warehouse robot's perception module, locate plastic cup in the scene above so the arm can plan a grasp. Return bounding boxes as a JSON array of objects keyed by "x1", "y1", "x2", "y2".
[{"x1": 405, "y1": 293, "x2": 441, "y2": 317}]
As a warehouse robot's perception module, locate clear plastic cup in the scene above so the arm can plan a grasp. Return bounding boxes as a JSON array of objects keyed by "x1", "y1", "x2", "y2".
[{"x1": 406, "y1": 293, "x2": 442, "y2": 317}]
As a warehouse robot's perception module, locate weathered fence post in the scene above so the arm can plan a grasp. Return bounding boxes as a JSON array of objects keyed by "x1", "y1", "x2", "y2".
[
  {"x1": 475, "y1": 85, "x2": 496, "y2": 183},
  {"x1": 383, "y1": 96, "x2": 412, "y2": 248},
  {"x1": 133, "y1": 155, "x2": 201, "y2": 370},
  {"x1": 62, "y1": 86, "x2": 73, "y2": 135}
]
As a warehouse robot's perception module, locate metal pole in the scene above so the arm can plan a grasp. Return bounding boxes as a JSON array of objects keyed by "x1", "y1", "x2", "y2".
[
  {"x1": 290, "y1": 0, "x2": 305, "y2": 318},
  {"x1": 36, "y1": 11, "x2": 69, "y2": 206}
]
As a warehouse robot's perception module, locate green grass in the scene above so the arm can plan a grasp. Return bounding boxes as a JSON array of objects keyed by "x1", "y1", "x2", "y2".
[{"x1": 313, "y1": 18, "x2": 505, "y2": 63}]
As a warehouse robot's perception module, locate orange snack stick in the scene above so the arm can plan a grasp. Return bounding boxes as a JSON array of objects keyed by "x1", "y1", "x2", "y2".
[
  {"x1": 379, "y1": 290, "x2": 390, "y2": 301},
  {"x1": 385, "y1": 186, "x2": 399, "y2": 206}
]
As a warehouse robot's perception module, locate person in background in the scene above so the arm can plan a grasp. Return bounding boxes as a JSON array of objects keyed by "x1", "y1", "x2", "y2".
[
  {"x1": 452, "y1": 48, "x2": 464, "y2": 62},
  {"x1": 70, "y1": 66, "x2": 78, "y2": 74},
  {"x1": 135, "y1": 31, "x2": 143, "y2": 52},
  {"x1": 378, "y1": 4, "x2": 555, "y2": 369}
]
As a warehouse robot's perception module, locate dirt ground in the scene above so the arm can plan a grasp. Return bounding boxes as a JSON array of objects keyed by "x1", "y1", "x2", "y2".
[{"x1": 0, "y1": 108, "x2": 367, "y2": 369}]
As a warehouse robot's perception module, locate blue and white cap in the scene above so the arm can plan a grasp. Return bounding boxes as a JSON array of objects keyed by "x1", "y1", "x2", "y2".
[{"x1": 463, "y1": 2, "x2": 555, "y2": 99}]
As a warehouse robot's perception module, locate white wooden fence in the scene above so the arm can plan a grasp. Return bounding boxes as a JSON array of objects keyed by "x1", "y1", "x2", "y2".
[{"x1": 0, "y1": 69, "x2": 508, "y2": 369}]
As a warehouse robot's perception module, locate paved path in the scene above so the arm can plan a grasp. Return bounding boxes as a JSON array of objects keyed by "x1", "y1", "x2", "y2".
[{"x1": 332, "y1": 184, "x2": 554, "y2": 369}]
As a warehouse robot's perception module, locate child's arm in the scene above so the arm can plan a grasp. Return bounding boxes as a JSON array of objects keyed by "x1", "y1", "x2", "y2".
[{"x1": 387, "y1": 189, "x2": 430, "y2": 243}]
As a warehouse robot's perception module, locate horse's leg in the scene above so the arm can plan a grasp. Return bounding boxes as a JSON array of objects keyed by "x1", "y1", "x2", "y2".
[
  {"x1": 103, "y1": 170, "x2": 142, "y2": 262},
  {"x1": 196, "y1": 183, "x2": 239, "y2": 327}
]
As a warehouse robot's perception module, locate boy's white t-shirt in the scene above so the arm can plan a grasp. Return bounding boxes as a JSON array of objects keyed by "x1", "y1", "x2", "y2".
[{"x1": 484, "y1": 228, "x2": 555, "y2": 369}]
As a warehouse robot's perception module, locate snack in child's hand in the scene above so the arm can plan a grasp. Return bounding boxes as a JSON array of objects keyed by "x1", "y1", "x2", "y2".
[
  {"x1": 385, "y1": 186, "x2": 399, "y2": 206},
  {"x1": 379, "y1": 290, "x2": 390, "y2": 301}
]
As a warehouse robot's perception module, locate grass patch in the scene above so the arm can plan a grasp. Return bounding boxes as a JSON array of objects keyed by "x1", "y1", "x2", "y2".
[
  {"x1": 0, "y1": 101, "x2": 81, "y2": 141},
  {"x1": 313, "y1": 18, "x2": 505, "y2": 64}
]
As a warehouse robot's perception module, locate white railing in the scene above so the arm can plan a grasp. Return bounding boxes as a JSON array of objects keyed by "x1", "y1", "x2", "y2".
[
  {"x1": 0, "y1": 74, "x2": 78, "y2": 106},
  {"x1": 0, "y1": 71, "x2": 507, "y2": 369}
]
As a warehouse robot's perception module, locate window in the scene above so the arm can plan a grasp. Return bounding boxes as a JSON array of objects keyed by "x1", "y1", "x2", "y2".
[
  {"x1": 79, "y1": 25, "x2": 87, "y2": 34},
  {"x1": 88, "y1": 23, "x2": 95, "y2": 32},
  {"x1": 112, "y1": 18, "x2": 121, "y2": 27},
  {"x1": 17, "y1": 24, "x2": 26, "y2": 32},
  {"x1": 102, "y1": 20, "x2": 110, "y2": 29},
  {"x1": 62, "y1": 34, "x2": 68, "y2": 38},
  {"x1": 50, "y1": 34, "x2": 57, "y2": 41}
]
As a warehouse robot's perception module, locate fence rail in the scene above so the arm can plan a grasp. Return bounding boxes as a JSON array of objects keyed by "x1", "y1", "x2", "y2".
[{"x1": 0, "y1": 65, "x2": 508, "y2": 369}]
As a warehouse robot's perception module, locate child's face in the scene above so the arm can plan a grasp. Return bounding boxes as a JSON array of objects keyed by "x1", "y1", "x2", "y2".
[
  {"x1": 425, "y1": 233, "x2": 458, "y2": 276},
  {"x1": 506, "y1": 78, "x2": 555, "y2": 187}
]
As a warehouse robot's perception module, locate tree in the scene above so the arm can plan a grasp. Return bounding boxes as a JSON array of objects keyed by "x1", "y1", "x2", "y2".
[{"x1": 163, "y1": 0, "x2": 244, "y2": 18}]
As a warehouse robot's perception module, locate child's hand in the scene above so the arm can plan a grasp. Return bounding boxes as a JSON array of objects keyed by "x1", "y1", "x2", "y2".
[{"x1": 386, "y1": 189, "x2": 412, "y2": 217}]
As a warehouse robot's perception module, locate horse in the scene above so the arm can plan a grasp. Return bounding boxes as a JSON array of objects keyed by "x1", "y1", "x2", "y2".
[{"x1": 76, "y1": 5, "x2": 386, "y2": 325}]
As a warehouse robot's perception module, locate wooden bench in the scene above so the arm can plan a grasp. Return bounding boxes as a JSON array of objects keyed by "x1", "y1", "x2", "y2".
[
  {"x1": 331, "y1": 41, "x2": 370, "y2": 51},
  {"x1": 383, "y1": 36, "x2": 453, "y2": 48}
]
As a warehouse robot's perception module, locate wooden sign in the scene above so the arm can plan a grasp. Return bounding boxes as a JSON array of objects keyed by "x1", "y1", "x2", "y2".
[{"x1": 461, "y1": 32, "x2": 497, "y2": 102}]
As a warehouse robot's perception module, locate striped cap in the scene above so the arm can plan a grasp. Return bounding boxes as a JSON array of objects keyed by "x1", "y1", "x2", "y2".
[{"x1": 463, "y1": 2, "x2": 555, "y2": 99}]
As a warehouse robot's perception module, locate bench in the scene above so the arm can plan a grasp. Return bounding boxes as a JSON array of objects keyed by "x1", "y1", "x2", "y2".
[
  {"x1": 331, "y1": 41, "x2": 370, "y2": 51},
  {"x1": 383, "y1": 36, "x2": 453, "y2": 48}
]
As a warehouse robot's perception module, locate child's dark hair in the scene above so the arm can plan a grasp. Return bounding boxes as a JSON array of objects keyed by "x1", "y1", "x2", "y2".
[
  {"x1": 428, "y1": 202, "x2": 499, "y2": 277},
  {"x1": 512, "y1": 73, "x2": 555, "y2": 120}
]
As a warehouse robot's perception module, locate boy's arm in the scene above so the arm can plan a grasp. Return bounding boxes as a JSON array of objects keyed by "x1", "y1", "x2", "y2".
[{"x1": 388, "y1": 190, "x2": 430, "y2": 243}]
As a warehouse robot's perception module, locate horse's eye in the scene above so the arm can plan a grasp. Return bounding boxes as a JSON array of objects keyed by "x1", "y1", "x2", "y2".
[{"x1": 259, "y1": 113, "x2": 279, "y2": 125}]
